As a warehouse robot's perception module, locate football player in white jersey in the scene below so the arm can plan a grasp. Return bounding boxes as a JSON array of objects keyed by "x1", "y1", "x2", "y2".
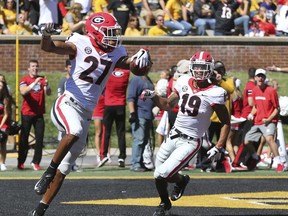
[
  {"x1": 141, "y1": 51, "x2": 231, "y2": 216},
  {"x1": 29, "y1": 12, "x2": 151, "y2": 216}
]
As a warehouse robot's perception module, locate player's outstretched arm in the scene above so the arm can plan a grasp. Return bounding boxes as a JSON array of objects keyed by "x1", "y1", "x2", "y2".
[
  {"x1": 213, "y1": 104, "x2": 230, "y2": 148},
  {"x1": 40, "y1": 23, "x2": 76, "y2": 55}
]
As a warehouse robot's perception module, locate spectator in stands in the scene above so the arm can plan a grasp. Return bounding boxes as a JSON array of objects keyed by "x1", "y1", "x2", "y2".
[
  {"x1": 38, "y1": 0, "x2": 59, "y2": 30},
  {"x1": 21, "y1": 0, "x2": 40, "y2": 29},
  {"x1": 92, "y1": 0, "x2": 111, "y2": 13},
  {"x1": 140, "y1": 0, "x2": 165, "y2": 27},
  {"x1": 250, "y1": 0, "x2": 260, "y2": 18},
  {"x1": 253, "y1": 6, "x2": 276, "y2": 35},
  {"x1": 233, "y1": 69, "x2": 284, "y2": 172},
  {"x1": 61, "y1": 2, "x2": 86, "y2": 36},
  {"x1": 107, "y1": 0, "x2": 137, "y2": 34},
  {"x1": 193, "y1": 0, "x2": 216, "y2": 36},
  {"x1": 148, "y1": 14, "x2": 171, "y2": 36},
  {"x1": 163, "y1": 0, "x2": 193, "y2": 36},
  {"x1": 124, "y1": 15, "x2": 144, "y2": 36},
  {"x1": 133, "y1": 0, "x2": 143, "y2": 16},
  {"x1": 274, "y1": 0, "x2": 288, "y2": 37},
  {"x1": 1, "y1": 0, "x2": 17, "y2": 34},
  {"x1": 73, "y1": 0, "x2": 92, "y2": 17},
  {"x1": 213, "y1": 0, "x2": 241, "y2": 36},
  {"x1": 234, "y1": 0, "x2": 250, "y2": 36},
  {"x1": 127, "y1": 70, "x2": 155, "y2": 172},
  {"x1": 248, "y1": 17, "x2": 266, "y2": 37},
  {"x1": 18, "y1": 59, "x2": 52, "y2": 171},
  {"x1": 0, "y1": 80, "x2": 12, "y2": 171},
  {"x1": 93, "y1": 95, "x2": 106, "y2": 165},
  {"x1": 97, "y1": 68, "x2": 130, "y2": 168},
  {"x1": 260, "y1": 0, "x2": 277, "y2": 24},
  {"x1": 8, "y1": 12, "x2": 32, "y2": 35}
]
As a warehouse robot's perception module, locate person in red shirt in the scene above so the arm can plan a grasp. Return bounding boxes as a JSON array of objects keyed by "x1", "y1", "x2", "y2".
[
  {"x1": 92, "y1": 95, "x2": 105, "y2": 164},
  {"x1": 232, "y1": 67, "x2": 256, "y2": 169},
  {"x1": 18, "y1": 59, "x2": 51, "y2": 171},
  {"x1": 97, "y1": 68, "x2": 130, "y2": 168},
  {"x1": 233, "y1": 68, "x2": 284, "y2": 172}
]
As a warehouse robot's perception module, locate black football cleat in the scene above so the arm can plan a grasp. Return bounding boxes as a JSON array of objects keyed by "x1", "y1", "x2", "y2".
[
  {"x1": 170, "y1": 174, "x2": 190, "y2": 201},
  {"x1": 34, "y1": 171, "x2": 55, "y2": 195},
  {"x1": 153, "y1": 201, "x2": 171, "y2": 216},
  {"x1": 27, "y1": 210, "x2": 42, "y2": 216}
]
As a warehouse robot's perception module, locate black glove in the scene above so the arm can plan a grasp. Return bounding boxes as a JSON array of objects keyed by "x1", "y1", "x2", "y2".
[{"x1": 129, "y1": 112, "x2": 136, "y2": 124}]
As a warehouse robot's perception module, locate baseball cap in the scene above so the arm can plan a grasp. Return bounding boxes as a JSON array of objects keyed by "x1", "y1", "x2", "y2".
[
  {"x1": 255, "y1": 68, "x2": 266, "y2": 76},
  {"x1": 174, "y1": 59, "x2": 190, "y2": 77}
]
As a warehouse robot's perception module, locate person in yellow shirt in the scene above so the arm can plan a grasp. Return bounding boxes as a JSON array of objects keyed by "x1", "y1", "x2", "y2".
[
  {"x1": 2, "y1": 0, "x2": 17, "y2": 34},
  {"x1": 148, "y1": 15, "x2": 172, "y2": 36},
  {"x1": 124, "y1": 15, "x2": 144, "y2": 36},
  {"x1": 209, "y1": 61, "x2": 235, "y2": 143},
  {"x1": 92, "y1": 0, "x2": 112, "y2": 13},
  {"x1": 61, "y1": 3, "x2": 86, "y2": 36},
  {"x1": 164, "y1": 0, "x2": 192, "y2": 35},
  {"x1": 8, "y1": 13, "x2": 32, "y2": 35}
]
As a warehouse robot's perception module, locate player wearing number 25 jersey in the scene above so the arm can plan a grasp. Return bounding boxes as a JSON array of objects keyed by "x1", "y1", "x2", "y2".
[
  {"x1": 29, "y1": 12, "x2": 152, "y2": 216},
  {"x1": 141, "y1": 51, "x2": 230, "y2": 216}
]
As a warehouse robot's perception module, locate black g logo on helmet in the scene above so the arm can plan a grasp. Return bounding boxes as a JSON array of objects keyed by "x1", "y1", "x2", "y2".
[{"x1": 92, "y1": 16, "x2": 105, "y2": 24}]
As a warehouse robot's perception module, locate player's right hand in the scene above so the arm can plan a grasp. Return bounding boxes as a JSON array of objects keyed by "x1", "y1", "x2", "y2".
[
  {"x1": 140, "y1": 89, "x2": 156, "y2": 101},
  {"x1": 131, "y1": 48, "x2": 150, "y2": 69},
  {"x1": 207, "y1": 146, "x2": 221, "y2": 160},
  {"x1": 40, "y1": 23, "x2": 62, "y2": 36}
]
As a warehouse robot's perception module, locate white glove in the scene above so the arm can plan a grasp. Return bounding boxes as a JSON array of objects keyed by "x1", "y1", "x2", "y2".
[
  {"x1": 152, "y1": 106, "x2": 160, "y2": 117},
  {"x1": 40, "y1": 23, "x2": 62, "y2": 36},
  {"x1": 140, "y1": 89, "x2": 156, "y2": 101},
  {"x1": 131, "y1": 48, "x2": 150, "y2": 69},
  {"x1": 207, "y1": 146, "x2": 222, "y2": 160}
]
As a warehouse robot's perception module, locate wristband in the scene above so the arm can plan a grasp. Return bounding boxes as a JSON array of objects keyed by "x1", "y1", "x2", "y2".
[
  {"x1": 276, "y1": 67, "x2": 280, "y2": 71},
  {"x1": 29, "y1": 82, "x2": 36, "y2": 89},
  {"x1": 216, "y1": 143, "x2": 224, "y2": 149}
]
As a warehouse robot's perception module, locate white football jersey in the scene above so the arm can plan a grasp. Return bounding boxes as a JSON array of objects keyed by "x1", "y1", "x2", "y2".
[
  {"x1": 173, "y1": 75, "x2": 227, "y2": 138},
  {"x1": 64, "y1": 33, "x2": 127, "y2": 112}
]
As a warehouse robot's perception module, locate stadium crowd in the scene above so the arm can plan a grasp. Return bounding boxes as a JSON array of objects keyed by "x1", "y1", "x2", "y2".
[{"x1": 0, "y1": 0, "x2": 287, "y2": 36}]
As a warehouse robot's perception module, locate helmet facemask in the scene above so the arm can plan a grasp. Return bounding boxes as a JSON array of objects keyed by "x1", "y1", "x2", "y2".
[
  {"x1": 99, "y1": 26, "x2": 122, "y2": 49},
  {"x1": 190, "y1": 61, "x2": 214, "y2": 81}
]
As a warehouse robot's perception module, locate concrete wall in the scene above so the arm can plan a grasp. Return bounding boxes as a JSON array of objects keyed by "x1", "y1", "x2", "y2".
[{"x1": 0, "y1": 35, "x2": 288, "y2": 73}]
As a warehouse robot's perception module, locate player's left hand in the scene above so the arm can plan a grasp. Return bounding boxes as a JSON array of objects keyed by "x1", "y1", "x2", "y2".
[
  {"x1": 40, "y1": 23, "x2": 62, "y2": 36},
  {"x1": 140, "y1": 89, "x2": 156, "y2": 101},
  {"x1": 131, "y1": 48, "x2": 150, "y2": 69},
  {"x1": 207, "y1": 146, "x2": 222, "y2": 160}
]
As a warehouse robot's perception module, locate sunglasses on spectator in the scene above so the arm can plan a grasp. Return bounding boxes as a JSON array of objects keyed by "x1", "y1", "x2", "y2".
[{"x1": 130, "y1": 19, "x2": 137, "y2": 22}]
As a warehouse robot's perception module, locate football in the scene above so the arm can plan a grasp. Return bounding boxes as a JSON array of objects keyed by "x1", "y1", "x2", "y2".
[{"x1": 130, "y1": 58, "x2": 152, "y2": 76}]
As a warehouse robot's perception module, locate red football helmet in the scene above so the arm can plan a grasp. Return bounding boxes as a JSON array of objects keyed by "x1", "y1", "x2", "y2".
[
  {"x1": 189, "y1": 51, "x2": 214, "y2": 81},
  {"x1": 85, "y1": 12, "x2": 122, "y2": 51}
]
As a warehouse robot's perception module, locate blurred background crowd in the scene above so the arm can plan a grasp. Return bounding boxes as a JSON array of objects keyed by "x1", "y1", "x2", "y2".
[{"x1": 0, "y1": 0, "x2": 287, "y2": 37}]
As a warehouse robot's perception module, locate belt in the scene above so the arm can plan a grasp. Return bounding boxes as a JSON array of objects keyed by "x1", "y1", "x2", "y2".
[{"x1": 170, "y1": 128, "x2": 195, "y2": 141}]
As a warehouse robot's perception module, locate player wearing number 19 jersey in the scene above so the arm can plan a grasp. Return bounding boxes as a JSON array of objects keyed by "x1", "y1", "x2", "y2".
[
  {"x1": 29, "y1": 12, "x2": 152, "y2": 216},
  {"x1": 140, "y1": 51, "x2": 230, "y2": 216}
]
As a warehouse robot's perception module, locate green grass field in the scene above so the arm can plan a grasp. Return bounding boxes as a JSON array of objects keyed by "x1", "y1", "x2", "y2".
[{"x1": 3, "y1": 69, "x2": 288, "y2": 149}]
